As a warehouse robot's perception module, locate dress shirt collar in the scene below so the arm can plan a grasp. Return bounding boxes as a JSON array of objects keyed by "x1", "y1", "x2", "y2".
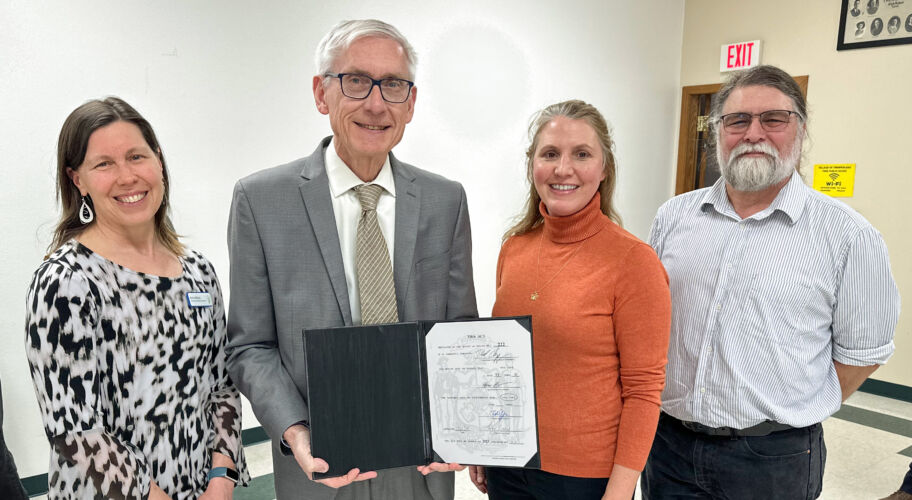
[
  {"x1": 325, "y1": 137, "x2": 396, "y2": 199},
  {"x1": 700, "y1": 170, "x2": 807, "y2": 225}
]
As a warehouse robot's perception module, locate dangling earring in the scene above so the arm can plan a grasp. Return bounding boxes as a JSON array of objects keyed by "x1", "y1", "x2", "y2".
[{"x1": 79, "y1": 196, "x2": 94, "y2": 224}]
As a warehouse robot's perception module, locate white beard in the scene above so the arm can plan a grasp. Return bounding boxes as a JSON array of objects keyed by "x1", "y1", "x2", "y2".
[{"x1": 718, "y1": 136, "x2": 802, "y2": 192}]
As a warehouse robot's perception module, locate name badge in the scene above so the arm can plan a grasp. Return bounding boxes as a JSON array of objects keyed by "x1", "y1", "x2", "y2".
[{"x1": 186, "y1": 292, "x2": 213, "y2": 308}]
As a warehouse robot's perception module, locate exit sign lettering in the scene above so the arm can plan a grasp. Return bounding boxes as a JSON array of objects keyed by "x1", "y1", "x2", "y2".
[{"x1": 720, "y1": 40, "x2": 761, "y2": 72}]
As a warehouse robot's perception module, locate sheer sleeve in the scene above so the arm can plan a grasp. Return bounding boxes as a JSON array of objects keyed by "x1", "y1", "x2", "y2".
[
  {"x1": 205, "y1": 263, "x2": 250, "y2": 485},
  {"x1": 25, "y1": 263, "x2": 152, "y2": 499}
]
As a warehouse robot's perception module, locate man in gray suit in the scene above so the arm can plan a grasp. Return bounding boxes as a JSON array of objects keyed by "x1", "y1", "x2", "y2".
[{"x1": 226, "y1": 19, "x2": 477, "y2": 500}]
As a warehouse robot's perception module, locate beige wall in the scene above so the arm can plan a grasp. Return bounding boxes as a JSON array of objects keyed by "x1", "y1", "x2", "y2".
[{"x1": 679, "y1": 0, "x2": 911, "y2": 387}]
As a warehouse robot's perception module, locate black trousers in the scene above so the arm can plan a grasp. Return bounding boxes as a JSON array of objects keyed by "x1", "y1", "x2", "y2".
[
  {"x1": 642, "y1": 413, "x2": 825, "y2": 500},
  {"x1": 486, "y1": 467, "x2": 609, "y2": 500},
  {"x1": 901, "y1": 460, "x2": 912, "y2": 494}
]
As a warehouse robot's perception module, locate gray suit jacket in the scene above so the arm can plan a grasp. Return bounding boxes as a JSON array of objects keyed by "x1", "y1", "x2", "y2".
[{"x1": 226, "y1": 137, "x2": 477, "y2": 499}]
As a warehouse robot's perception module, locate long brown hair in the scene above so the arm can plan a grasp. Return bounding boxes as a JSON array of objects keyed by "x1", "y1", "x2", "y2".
[
  {"x1": 48, "y1": 97, "x2": 183, "y2": 256},
  {"x1": 503, "y1": 99, "x2": 621, "y2": 242}
]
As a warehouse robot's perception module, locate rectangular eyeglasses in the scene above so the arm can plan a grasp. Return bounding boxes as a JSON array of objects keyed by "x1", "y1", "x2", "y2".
[
  {"x1": 718, "y1": 110, "x2": 799, "y2": 133},
  {"x1": 324, "y1": 73, "x2": 414, "y2": 103}
]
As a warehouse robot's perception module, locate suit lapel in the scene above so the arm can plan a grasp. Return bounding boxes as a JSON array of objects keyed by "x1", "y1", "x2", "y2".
[
  {"x1": 299, "y1": 137, "x2": 352, "y2": 325},
  {"x1": 392, "y1": 153, "x2": 419, "y2": 315}
]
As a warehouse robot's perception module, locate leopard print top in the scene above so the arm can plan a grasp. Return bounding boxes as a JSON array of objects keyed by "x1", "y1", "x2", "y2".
[{"x1": 25, "y1": 240, "x2": 249, "y2": 499}]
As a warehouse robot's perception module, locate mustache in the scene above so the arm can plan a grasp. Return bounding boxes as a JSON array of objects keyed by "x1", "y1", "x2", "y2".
[{"x1": 728, "y1": 142, "x2": 779, "y2": 161}]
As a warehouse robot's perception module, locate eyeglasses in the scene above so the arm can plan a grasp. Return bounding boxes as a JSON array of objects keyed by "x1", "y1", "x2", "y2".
[
  {"x1": 718, "y1": 110, "x2": 799, "y2": 133},
  {"x1": 324, "y1": 73, "x2": 414, "y2": 103}
]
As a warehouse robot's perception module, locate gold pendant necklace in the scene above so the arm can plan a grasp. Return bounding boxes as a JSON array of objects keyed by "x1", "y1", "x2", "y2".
[{"x1": 530, "y1": 229, "x2": 586, "y2": 301}]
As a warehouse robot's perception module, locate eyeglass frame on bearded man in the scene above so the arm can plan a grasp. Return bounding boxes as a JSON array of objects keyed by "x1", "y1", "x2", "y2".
[{"x1": 717, "y1": 110, "x2": 800, "y2": 134}]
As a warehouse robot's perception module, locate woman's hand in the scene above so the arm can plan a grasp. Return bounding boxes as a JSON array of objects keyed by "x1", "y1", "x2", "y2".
[
  {"x1": 600, "y1": 463, "x2": 639, "y2": 500},
  {"x1": 148, "y1": 480, "x2": 173, "y2": 500},
  {"x1": 197, "y1": 451, "x2": 237, "y2": 499},
  {"x1": 198, "y1": 477, "x2": 234, "y2": 500},
  {"x1": 468, "y1": 465, "x2": 487, "y2": 494}
]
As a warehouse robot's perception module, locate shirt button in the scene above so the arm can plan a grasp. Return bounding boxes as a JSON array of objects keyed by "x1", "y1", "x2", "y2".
[
  {"x1": 700, "y1": 387, "x2": 706, "y2": 393},
  {"x1": 707, "y1": 346, "x2": 713, "y2": 353},
  {"x1": 715, "y1": 304, "x2": 722, "y2": 311}
]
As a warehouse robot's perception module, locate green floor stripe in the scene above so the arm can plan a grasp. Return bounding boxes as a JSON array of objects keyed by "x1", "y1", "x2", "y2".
[
  {"x1": 235, "y1": 473, "x2": 276, "y2": 500},
  {"x1": 859, "y1": 379, "x2": 912, "y2": 404},
  {"x1": 901, "y1": 445, "x2": 912, "y2": 459},
  {"x1": 832, "y1": 404, "x2": 912, "y2": 438},
  {"x1": 21, "y1": 473, "x2": 46, "y2": 498},
  {"x1": 242, "y1": 426, "x2": 270, "y2": 446}
]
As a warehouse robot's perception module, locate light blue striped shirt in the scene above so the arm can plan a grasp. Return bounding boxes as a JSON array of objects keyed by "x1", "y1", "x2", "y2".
[{"x1": 649, "y1": 172, "x2": 899, "y2": 428}]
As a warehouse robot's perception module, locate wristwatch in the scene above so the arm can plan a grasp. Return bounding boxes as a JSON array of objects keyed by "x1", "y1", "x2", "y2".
[{"x1": 207, "y1": 467, "x2": 240, "y2": 485}]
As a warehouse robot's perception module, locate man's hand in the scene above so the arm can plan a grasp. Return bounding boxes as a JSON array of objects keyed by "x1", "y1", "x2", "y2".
[
  {"x1": 416, "y1": 462, "x2": 465, "y2": 476},
  {"x1": 468, "y1": 466, "x2": 487, "y2": 494},
  {"x1": 283, "y1": 424, "x2": 377, "y2": 488}
]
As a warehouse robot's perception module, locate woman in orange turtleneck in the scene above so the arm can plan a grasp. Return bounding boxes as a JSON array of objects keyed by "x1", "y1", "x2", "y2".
[{"x1": 469, "y1": 100, "x2": 671, "y2": 500}]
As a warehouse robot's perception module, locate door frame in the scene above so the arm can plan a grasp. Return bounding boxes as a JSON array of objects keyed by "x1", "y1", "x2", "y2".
[{"x1": 674, "y1": 76, "x2": 809, "y2": 195}]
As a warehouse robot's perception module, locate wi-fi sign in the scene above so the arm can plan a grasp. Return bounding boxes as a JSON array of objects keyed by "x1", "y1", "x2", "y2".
[{"x1": 829, "y1": 173, "x2": 840, "y2": 180}]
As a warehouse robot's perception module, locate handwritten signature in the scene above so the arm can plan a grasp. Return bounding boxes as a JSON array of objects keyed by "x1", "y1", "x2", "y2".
[
  {"x1": 474, "y1": 348, "x2": 514, "y2": 361},
  {"x1": 489, "y1": 409, "x2": 509, "y2": 421}
]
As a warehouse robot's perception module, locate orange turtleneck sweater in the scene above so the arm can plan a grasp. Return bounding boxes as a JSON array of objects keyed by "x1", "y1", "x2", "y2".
[{"x1": 493, "y1": 193, "x2": 671, "y2": 477}]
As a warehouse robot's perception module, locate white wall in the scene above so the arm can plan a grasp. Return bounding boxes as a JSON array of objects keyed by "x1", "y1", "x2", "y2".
[
  {"x1": 0, "y1": 0, "x2": 685, "y2": 478},
  {"x1": 679, "y1": 0, "x2": 911, "y2": 390}
]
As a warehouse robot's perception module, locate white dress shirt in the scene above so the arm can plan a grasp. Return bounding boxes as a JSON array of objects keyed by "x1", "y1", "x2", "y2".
[
  {"x1": 649, "y1": 171, "x2": 899, "y2": 428},
  {"x1": 325, "y1": 139, "x2": 396, "y2": 326}
]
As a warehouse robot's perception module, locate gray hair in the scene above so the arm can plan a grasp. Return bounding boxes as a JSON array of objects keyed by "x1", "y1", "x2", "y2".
[
  {"x1": 710, "y1": 65, "x2": 807, "y2": 129},
  {"x1": 711, "y1": 65, "x2": 810, "y2": 175},
  {"x1": 314, "y1": 19, "x2": 417, "y2": 80}
]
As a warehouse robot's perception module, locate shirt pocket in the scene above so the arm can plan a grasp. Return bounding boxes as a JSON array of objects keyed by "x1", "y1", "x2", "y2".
[{"x1": 740, "y1": 275, "x2": 815, "y2": 345}]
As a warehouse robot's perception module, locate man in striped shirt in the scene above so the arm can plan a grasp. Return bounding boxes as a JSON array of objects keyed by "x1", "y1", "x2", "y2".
[{"x1": 641, "y1": 65, "x2": 900, "y2": 499}]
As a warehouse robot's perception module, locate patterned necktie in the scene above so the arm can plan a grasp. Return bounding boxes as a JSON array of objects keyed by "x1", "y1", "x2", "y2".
[{"x1": 354, "y1": 184, "x2": 399, "y2": 324}]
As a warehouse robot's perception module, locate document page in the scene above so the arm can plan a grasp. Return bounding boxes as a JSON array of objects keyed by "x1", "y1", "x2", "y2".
[{"x1": 425, "y1": 319, "x2": 538, "y2": 467}]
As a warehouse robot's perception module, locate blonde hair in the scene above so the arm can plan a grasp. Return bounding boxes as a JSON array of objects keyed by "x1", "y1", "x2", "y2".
[{"x1": 503, "y1": 99, "x2": 621, "y2": 242}]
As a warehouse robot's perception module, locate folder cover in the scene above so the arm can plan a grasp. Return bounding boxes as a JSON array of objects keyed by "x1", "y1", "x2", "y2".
[{"x1": 303, "y1": 316, "x2": 540, "y2": 478}]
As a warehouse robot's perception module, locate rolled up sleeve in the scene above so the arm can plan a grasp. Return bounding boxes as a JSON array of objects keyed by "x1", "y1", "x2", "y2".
[{"x1": 831, "y1": 227, "x2": 900, "y2": 366}]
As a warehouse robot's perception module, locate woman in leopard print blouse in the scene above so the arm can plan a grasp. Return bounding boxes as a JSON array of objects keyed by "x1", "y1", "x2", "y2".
[{"x1": 25, "y1": 97, "x2": 248, "y2": 499}]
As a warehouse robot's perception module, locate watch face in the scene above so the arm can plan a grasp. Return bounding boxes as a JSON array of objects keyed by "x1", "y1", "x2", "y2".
[{"x1": 225, "y1": 468, "x2": 240, "y2": 482}]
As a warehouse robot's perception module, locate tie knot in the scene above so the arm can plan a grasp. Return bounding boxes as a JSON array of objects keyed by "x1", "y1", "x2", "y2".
[{"x1": 354, "y1": 184, "x2": 384, "y2": 211}]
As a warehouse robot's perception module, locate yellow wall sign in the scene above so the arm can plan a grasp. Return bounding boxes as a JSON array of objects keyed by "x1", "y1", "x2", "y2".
[{"x1": 812, "y1": 164, "x2": 855, "y2": 197}]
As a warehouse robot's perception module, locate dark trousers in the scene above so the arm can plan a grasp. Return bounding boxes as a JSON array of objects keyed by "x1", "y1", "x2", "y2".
[
  {"x1": 901, "y1": 461, "x2": 912, "y2": 494},
  {"x1": 641, "y1": 413, "x2": 825, "y2": 500},
  {"x1": 486, "y1": 467, "x2": 609, "y2": 500},
  {"x1": 0, "y1": 379, "x2": 28, "y2": 500}
]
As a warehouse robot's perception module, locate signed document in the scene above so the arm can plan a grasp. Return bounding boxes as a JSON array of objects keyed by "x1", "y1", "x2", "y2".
[
  {"x1": 426, "y1": 319, "x2": 538, "y2": 467},
  {"x1": 303, "y1": 316, "x2": 539, "y2": 478}
]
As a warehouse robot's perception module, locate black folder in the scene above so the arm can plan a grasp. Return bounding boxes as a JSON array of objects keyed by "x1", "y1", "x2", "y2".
[{"x1": 303, "y1": 316, "x2": 540, "y2": 478}]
